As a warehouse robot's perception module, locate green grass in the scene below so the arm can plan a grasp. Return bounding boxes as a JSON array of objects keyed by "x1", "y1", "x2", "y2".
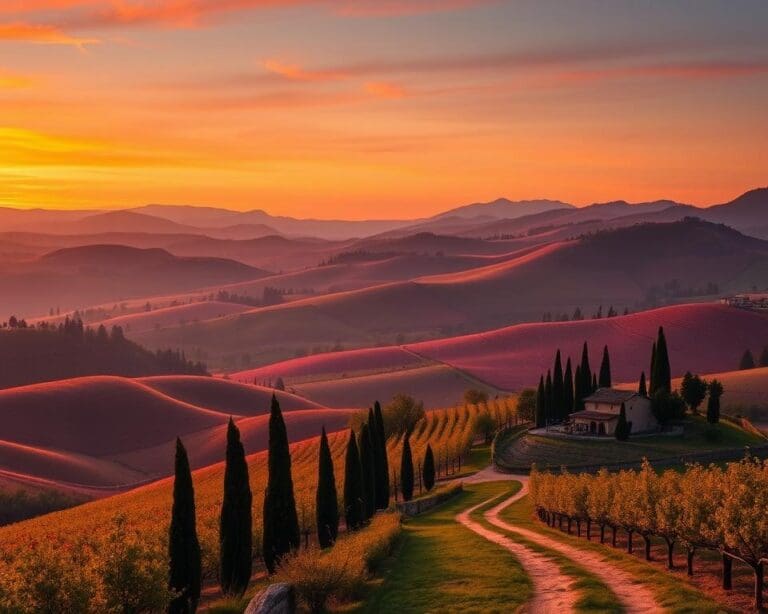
[
  {"x1": 498, "y1": 415, "x2": 763, "y2": 471},
  {"x1": 497, "y1": 494, "x2": 733, "y2": 614},
  {"x1": 350, "y1": 482, "x2": 532, "y2": 613},
  {"x1": 468, "y1": 490, "x2": 622, "y2": 614}
]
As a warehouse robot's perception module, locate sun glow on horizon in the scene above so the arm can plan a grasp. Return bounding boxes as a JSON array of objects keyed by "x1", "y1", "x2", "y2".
[{"x1": 0, "y1": 1, "x2": 766, "y2": 216}]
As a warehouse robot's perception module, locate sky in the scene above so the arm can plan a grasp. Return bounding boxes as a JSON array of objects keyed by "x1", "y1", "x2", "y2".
[{"x1": 0, "y1": 0, "x2": 766, "y2": 219}]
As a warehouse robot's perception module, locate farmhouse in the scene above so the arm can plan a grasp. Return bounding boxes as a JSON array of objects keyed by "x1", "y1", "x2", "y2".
[{"x1": 570, "y1": 388, "x2": 656, "y2": 436}]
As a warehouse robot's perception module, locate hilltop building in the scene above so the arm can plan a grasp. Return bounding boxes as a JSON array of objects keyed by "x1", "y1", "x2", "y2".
[{"x1": 570, "y1": 388, "x2": 656, "y2": 436}]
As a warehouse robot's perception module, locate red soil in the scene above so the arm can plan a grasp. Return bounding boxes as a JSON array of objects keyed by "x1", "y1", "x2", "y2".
[
  {"x1": 139, "y1": 376, "x2": 324, "y2": 414},
  {"x1": 411, "y1": 303, "x2": 768, "y2": 390},
  {"x1": 242, "y1": 304, "x2": 768, "y2": 395},
  {"x1": 0, "y1": 376, "x2": 227, "y2": 456},
  {"x1": 109, "y1": 409, "x2": 354, "y2": 475},
  {"x1": 233, "y1": 346, "x2": 425, "y2": 383}
]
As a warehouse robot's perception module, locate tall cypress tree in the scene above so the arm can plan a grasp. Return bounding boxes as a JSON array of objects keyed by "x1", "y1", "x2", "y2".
[
  {"x1": 220, "y1": 419, "x2": 252, "y2": 593},
  {"x1": 343, "y1": 430, "x2": 364, "y2": 531},
  {"x1": 649, "y1": 341, "x2": 657, "y2": 394},
  {"x1": 262, "y1": 396, "x2": 300, "y2": 575},
  {"x1": 651, "y1": 327, "x2": 671, "y2": 394},
  {"x1": 552, "y1": 350, "x2": 564, "y2": 420},
  {"x1": 373, "y1": 401, "x2": 390, "y2": 509},
  {"x1": 592, "y1": 373, "x2": 597, "y2": 393},
  {"x1": 423, "y1": 444, "x2": 435, "y2": 491},
  {"x1": 707, "y1": 379, "x2": 723, "y2": 424},
  {"x1": 544, "y1": 370, "x2": 553, "y2": 424},
  {"x1": 615, "y1": 403, "x2": 630, "y2": 441},
  {"x1": 574, "y1": 365, "x2": 583, "y2": 411},
  {"x1": 579, "y1": 342, "x2": 592, "y2": 404},
  {"x1": 638, "y1": 371, "x2": 647, "y2": 396},
  {"x1": 563, "y1": 357, "x2": 574, "y2": 415},
  {"x1": 599, "y1": 345, "x2": 612, "y2": 388},
  {"x1": 169, "y1": 438, "x2": 201, "y2": 614},
  {"x1": 358, "y1": 422, "x2": 376, "y2": 520},
  {"x1": 315, "y1": 426, "x2": 339, "y2": 549},
  {"x1": 400, "y1": 432, "x2": 414, "y2": 502},
  {"x1": 535, "y1": 375, "x2": 545, "y2": 427}
]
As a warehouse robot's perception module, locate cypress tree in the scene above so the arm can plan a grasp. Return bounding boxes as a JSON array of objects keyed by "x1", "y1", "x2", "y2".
[
  {"x1": 358, "y1": 422, "x2": 376, "y2": 520},
  {"x1": 592, "y1": 373, "x2": 597, "y2": 393},
  {"x1": 650, "y1": 341, "x2": 657, "y2": 394},
  {"x1": 544, "y1": 370, "x2": 553, "y2": 424},
  {"x1": 552, "y1": 350, "x2": 564, "y2": 420},
  {"x1": 535, "y1": 376, "x2": 545, "y2": 427},
  {"x1": 423, "y1": 444, "x2": 435, "y2": 492},
  {"x1": 574, "y1": 365, "x2": 583, "y2": 411},
  {"x1": 220, "y1": 419, "x2": 252, "y2": 593},
  {"x1": 615, "y1": 403, "x2": 630, "y2": 441},
  {"x1": 707, "y1": 379, "x2": 723, "y2": 424},
  {"x1": 760, "y1": 346, "x2": 768, "y2": 368},
  {"x1": 652, "y1": 327, "x2": 671, "y2": 394},
  {"x1": 563, "y1": 358, "x2": 574, "y2": 415},
  {"x1": 343, "y1": 430, "x2": 364, "y2": 531},
  {"x1": 400, "y1": 432, "x2": 414, "y2": 502},
  {"x1": 262, "y1": 396, "x2": 300, "y2": 575},
  {"x1": 638, "y1": 371, "x2": 647, "y2": 396},
  {"x1": 739, "y1": 349, "x2": 756, "y2": 370},
  {"x1": 373, "y1": 401, "x2": 390, "y2": 509},
  {"x1": 599, "y1": 345, "x2": 612, "y2": 388},
  {"x1": 168, "y1": 438, "x2": 201, "y2": 614},
  {"x1": 579, "y1": 342, "x2": 592, "y2": 402},
  {"x1": 315, "y1": 426, "x2": 339, "y2": 549}
]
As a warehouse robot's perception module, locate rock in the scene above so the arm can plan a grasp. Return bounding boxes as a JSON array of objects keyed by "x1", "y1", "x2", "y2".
[{"x1": 244, "y1": 582, "x2": 296, "y2": 614}]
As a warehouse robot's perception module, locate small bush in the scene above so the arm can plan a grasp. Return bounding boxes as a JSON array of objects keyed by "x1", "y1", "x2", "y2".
[{"x1": 276, "y1": 512, "x2": 401, "y2": 613}]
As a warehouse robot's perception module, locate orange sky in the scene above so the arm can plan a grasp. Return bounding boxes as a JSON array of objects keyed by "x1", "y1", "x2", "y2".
[{"x1": 0, "y1": 1, "x2": 766, "y2": 218}]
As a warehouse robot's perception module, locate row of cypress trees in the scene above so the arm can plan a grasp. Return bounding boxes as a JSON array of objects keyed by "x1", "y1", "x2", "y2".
[
  {"x1": 166, "y1": 394, "x2": 446, "y2": 610},
  {"x1": 535, "y1": 343, "x2": 611, "y2": 426},
  {"x1": 342, "y1": 402, "x2": 391, "y2": 530},
  {"x1": 534, "y1": 327, "x2": 673, "y2": 429},
  {"x1": 168, "y1": 395, "x2": 302, "y2": 612}
]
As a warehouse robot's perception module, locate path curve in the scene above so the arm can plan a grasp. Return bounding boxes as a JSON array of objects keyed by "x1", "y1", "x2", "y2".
[
  {"x1": 456, "y1": 495, "x2": 578, "y2": 613},
  {"x1": 484, "y1": 475, "x2": 664, "y2": 614}
]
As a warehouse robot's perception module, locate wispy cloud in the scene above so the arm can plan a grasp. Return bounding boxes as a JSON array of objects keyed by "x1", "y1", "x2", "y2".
[
  {"x1": 555, "y1": 60, "x2": 768, "y2": 84},
  {"x1": 0, "y1": 23, "x2": 98, "y2": 47}
]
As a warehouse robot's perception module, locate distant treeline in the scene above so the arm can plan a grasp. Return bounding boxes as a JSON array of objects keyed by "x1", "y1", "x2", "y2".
[
  {"x1": 0, "y1": 489, "x2": 83, "y2": 526},
  {"x1": 0, "y1": 316, "x2": 207, "y2": 389}
]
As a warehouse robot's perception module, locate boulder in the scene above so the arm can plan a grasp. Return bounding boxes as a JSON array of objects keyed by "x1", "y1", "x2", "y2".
[{"x1": 244, "y1": 582, "x2": 296, "y2": 614}]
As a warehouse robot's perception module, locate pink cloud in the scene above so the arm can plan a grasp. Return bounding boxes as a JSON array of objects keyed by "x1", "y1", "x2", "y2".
[{"x1": 0, "y1": 23, "x2": 98, "y2": 47}]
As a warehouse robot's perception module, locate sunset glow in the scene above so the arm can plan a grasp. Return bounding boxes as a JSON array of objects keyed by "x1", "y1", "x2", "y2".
[{"x1": 0, "y1": 0, "x2": 766, "y2": 217}]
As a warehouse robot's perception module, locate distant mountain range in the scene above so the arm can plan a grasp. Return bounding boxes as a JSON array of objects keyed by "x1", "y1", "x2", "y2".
[{"x1": 0, "y1": 186, "x2": 764, "y2": 241}]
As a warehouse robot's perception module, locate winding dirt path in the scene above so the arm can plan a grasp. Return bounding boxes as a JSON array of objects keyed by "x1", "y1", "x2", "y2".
[
  {"x1": 482, "y1": 474, "x2": 664, "y2": 614},
  {"x1": 456, "y1": 495, "x2": 578, "y2": 613}
]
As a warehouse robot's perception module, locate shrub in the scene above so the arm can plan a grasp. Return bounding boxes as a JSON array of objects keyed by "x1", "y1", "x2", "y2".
[{"x1": 101, "y1": 515, "x2": 172, "y2": 614}]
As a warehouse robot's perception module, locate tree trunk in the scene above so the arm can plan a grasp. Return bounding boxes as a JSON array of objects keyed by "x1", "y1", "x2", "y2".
[
  {"x1": 586, "y1": 519, "x2": 591, "y2": 540},
  {"x1": 687, "y1": 548, "x2": 695, "y2": 576},
  {"x1": 627, "y1": 530, "x2": 633, "y2": 554},
  {"x1": 576, "y1": 519, "x2": 581, "y2": 538},
  {"x1": 665, "y1": 539, "x2": 674, "y2": 569},
  {"x1": 599, "y1": 524, "x2": 605, "y2": 544},
  {"x1": 643, "y1": 534, "x2": 651, "y2": 561},
  {"x1": 754, "y1": 563, "x2": 764, "y2": 611},
  {"x1": 611, "y1": 526, "x2": 617, "y2": 547},
  {"x1": 567, "y1": 518, "x2": 572, "y2": 534},
  {"x1": 722, "y1": 554, "x2": 732, "y2": 591}
]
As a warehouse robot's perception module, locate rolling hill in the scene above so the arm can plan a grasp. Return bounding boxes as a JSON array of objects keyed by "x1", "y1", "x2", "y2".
[
  {"x1": 237, "y1": 303, "x2": 768, "y2": 402},
  {"x1": 0, "y1": 244, "x2": 269, "y2": 316},
  {"x1": 132, "y1": 220, "x2": 768, "y2": 368},
  {"x1": 0, "y1": 324, "x2": 206, "y2": 390},
  {"x1": 0, "y1": 375, "x2": 347, "y2": 494}
]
